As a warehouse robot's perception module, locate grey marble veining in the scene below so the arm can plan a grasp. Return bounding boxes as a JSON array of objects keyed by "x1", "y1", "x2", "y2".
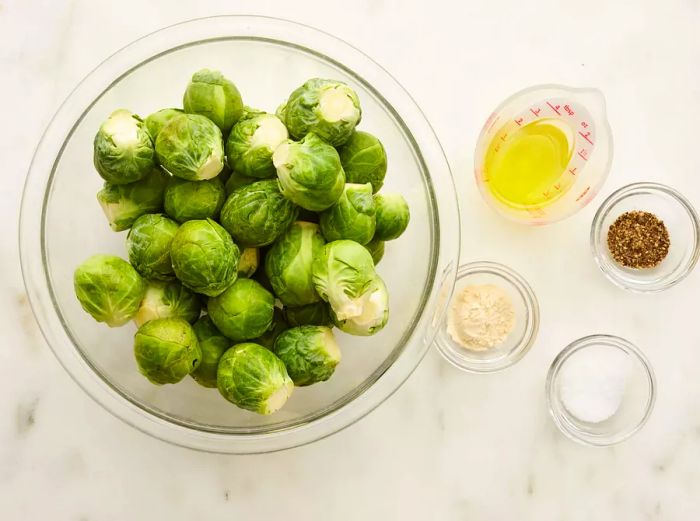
[{"x1": 2, "y1": 0, "x2": 700, "y2": 519}]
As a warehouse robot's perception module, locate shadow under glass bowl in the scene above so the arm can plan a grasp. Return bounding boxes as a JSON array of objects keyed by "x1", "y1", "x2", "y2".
[{"x1": 19, "y1": 16, "x2": 460, "y2": 453}]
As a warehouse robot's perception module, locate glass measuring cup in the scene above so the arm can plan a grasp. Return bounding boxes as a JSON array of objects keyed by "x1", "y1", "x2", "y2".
[{"x1": 474, "y1": 85, "x2": 613, "y2": 225}]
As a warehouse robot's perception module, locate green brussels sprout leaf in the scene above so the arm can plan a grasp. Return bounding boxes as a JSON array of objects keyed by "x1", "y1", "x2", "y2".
[
  {"x1": 217, "y1": 343, "x2": 293, "y2": 414},
  {"x1": 374, "y1": 193, "x2": 410, "y2": 241},
  {"x1": 337, "y1": 131, "x2": 387, "y2": 192},
  {"x1": 281, "y1": 78, "x2": 361, "y2": 146},
  {"x1": 96, "y1": 168, "x2": 168, "y2": 231},
  {"x1": 265, "y1": 221, "x2": 324, "y2": 306},
  {"x1": 319, "y1": 183, "x2": 376, "y2": 244},
  {"x1": 134, "y1": 318, "x2": 201, "y2": 385},
  {"x1": 170, "y1": 219, "x2": 239, "y2": 296},
  {"x1": 207, "y1": 278, "x2": 275, "y2": 341},
  {"x1": 183, "y1": 69, "x2": 244, "y2": 133},
  {"x1": 220, "y1": 180, "x2": 298, "y2": 247},
  {"x1": 126, "y1": 213, "x2": 179, "y2": 280},
  {"x1": 94, "y1": 109, "x2": 156, "y2": 184},
  {"x1": 164, "y1": 176, "x2": 226, "y2": 223},
  {"x1": 155, "y1": 113, "x2": 224, "y2": 181},
  {"x1": 74, "y1": 254, "x2": 146, "y2": 327},
  {"x1": 226, "y1": 112, "x2": 288, "y2": 178},
  {"x1": 273, "y1": 326, "x2": 341, "y2": 386},
  {"x1": 133, "y1": 280, "x2": 201, "y2": 328},
  {"x1": 273, "y1": 133, "x2": 345, "y2": 211}
]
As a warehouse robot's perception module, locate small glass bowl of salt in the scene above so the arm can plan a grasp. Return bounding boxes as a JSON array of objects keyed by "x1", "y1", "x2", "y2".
[{"x1": 546, "y1": 335, "x2": 656, "y2": 446}]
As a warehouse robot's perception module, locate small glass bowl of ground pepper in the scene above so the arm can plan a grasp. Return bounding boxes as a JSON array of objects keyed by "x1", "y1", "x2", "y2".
[{"x1": 591, "y1": 182, "x2": 700, "y2": 292}]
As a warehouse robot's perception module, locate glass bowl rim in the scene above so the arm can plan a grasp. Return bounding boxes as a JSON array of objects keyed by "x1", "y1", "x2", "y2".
[
  {"x1": 434, "y1": 261, "x2": 539, "y2": 373},
  {"x1": 545, "y1": 334, "x2": 656, "y2": 447},
  {"x1": 590, "y1": 181, "x2": 700, "y2": 293},
  {"x1": 18, "y1": 15, "x2": 461, "y2": 453}
]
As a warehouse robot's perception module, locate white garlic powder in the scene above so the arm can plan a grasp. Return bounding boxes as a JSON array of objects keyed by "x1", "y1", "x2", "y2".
[{"x1": 447, "y1": 284, "x2": 516, "y2": 351}]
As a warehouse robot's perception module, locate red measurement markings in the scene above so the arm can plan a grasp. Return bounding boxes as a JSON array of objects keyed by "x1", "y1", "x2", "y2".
[
  {"x1": 553, "y1": 183, "x2": 561, "y2": 191},
  {"x1": 500, "y1": 133, "x2": 508, "y2": 142},
  {"x1": 564, "y1": 105, "x2": 574, "y2": 116},
  {"x1": 576, "y1": 186, "x2": 591, "y2": 202},
  {"x1": 581, "y1": 121, "x2": 589, "y2": 129},
  {"x1": 514, "y1": 117, "x2": 524, "y2": 126},
  {"x1": 578, "y1": 131, "x2": 594, "y2": 145},
  {"x1": 546, "y1": 101, "x2": 561, "y2": 115},
  {"x1": 569, "y1": 167, "x2": 577, "y2": 176},
  {"x1": 577, "y1": 149, "x2": 589, "y2": 161},
  {"x1": 530, "y1": 107, "x2": 542, "y2": 117}
]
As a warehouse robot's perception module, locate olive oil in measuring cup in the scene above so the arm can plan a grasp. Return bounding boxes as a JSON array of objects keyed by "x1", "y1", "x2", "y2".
[{"x1": 475, "y1": 85, "x2": 613, "y2": 225}]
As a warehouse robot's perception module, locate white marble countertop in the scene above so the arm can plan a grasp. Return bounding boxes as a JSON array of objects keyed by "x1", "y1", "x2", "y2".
[{"x1": 3, "y1": 0, "x2": 700, "y2": 519}]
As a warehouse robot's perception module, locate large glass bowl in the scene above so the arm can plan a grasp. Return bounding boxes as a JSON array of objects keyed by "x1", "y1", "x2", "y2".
[{"x1": 19, "y1": 16, "x2": 460, "y2": 453}]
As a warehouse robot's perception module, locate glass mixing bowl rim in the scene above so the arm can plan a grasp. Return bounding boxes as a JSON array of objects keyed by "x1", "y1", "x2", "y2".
[
  {"x1": 590, "y1": 181, "x2": 700, "y2": 293},
  {"x1": 545, "y1": 334, "x2": 656, "y2": 447},
  {"x1": 18, "y1": 15, "x2": 461, "y2": 453},
  {"x1": 434, "y1": 261, "x2": 540, "y2": 373}
]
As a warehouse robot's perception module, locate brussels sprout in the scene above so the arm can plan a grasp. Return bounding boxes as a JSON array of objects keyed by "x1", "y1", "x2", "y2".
[
  {"x1": 144, "y1": 108, "x2": 183, "y2": 141},
  {"x1": 220, "y1": 180, "x2": 299, "y2": 247},
  {"x1": 183, "y1": 69, "x2": 244, "y2": 133},
  {"x1": 208, "y1": 278, "x2": 275, "y2": 341},
  {"x1": 133, "y1": 280, "x2": 201, "y2": 327},
  {"x1": 273, "y1": 133, "x2": 345, "y2": 211},
  {"x1": 312, "y1": 240, "x2": 378, "y2": 321},
  {"x1": 273, "y1": 326, "x2": 341, "y2": 386},
  {"x1": 74, "y1": 254, "x2": 146, "y2": 327},
  {"x1": 226, "y1": 112, "x2": 288, "y2": 178},
  {"x1": 224, "y1": 170, "x2": 258, "y2": 195},
  {"x1": 155, "y1": 113, "x2": 224, "y2": 181},
  {"x1": 134, "y1": 318, "x2": 201, "y2": 385},
  {"x1": 126, "y1": 214, "x2": 179, "y2": 280},
  {"x1": 265, "y1": 221, "x2": 324, "y2": 306},
  {"x1": 284, "y1": 302, "x2": 332, "y2": 327},
  {"x1": 237, "y1": 247, "x2": 260, "y2": 278},
  {"x1": 280, "y1": 78, "x2": 361, "y2": 146},
  {"x1": 332, "y1": 276, "x2": 389, "y2": 336},
  {"x1": 191, "y1": 315, "x2": 230, "y2": 388},
  {"x1": 217, "y1": 343, "x2": 293, "y2": 415},
  {"x1": 93, "y1": 109, "x2": 156, "y2": 184},
  {"x1": 337, "y1": 131, "x2": 387, "y2": 192},
  {"x1": 254, "y1": 308, "x2": 289, "y2": 349},
  {"x1": 319, "y1": 183, "x2": 376, "y2": 245},
  {"x1": 170, "y1": 219, "x2": 239, "y2": 296},
  {"x1": 363, "y1": 238, "x2": 385, "y2": 266},
  {"x1": 96, "y1": 168, "x2": 168, "y2": 231},
  {"x1": 164, "y1": 176, "x2": 226, "y2": 223},
  {"x1": 374, "y1": 193, "x2": 410, "y2": 241}
]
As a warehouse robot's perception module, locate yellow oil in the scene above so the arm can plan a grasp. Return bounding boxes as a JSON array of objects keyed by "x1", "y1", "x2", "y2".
[{"x1": 484, "y1": 119, "x2": 573, "y2": 208}]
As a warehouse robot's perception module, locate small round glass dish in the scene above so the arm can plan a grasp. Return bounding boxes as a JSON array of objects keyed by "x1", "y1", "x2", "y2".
[
  {"x1": 433, "y1": 261, "x2": 539, "y2": 373},
  {"x1": 546, "y1": 335, "x2": 656, "y2": 447},
  {"x1": 591, "y1": 182, "x2": 700, "y2": 292}
]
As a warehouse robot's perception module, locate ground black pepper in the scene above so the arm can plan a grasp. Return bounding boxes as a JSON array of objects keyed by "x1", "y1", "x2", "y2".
[{"x1": 607, "y1": 211, "x2": 670, "y2": 269}]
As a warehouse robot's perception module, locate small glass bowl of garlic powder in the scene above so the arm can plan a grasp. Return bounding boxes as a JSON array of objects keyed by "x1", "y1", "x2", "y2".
[
  {"x1": 546, "y1": 335, "x2": 656, "y2": 446},
  {"x1": 434, "y1": 261, "x2": 539, "y2": 372}
]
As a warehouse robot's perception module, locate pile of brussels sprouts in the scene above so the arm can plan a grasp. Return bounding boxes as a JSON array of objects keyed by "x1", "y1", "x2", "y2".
[{"x1": 74, "y1": 70, "x2": 410, "y2": 415}]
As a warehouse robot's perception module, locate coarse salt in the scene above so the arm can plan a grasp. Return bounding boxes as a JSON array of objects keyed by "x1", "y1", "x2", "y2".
[{"x1": 558, "y1": 345, "x2": 630, "y2": 424}]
